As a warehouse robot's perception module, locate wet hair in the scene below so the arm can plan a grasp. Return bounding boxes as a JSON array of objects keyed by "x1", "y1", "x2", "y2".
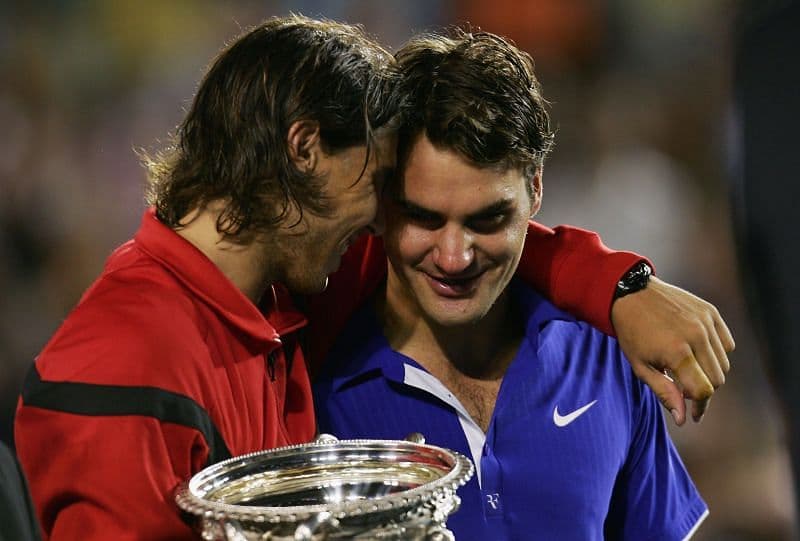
[
  {"x1": 391, "y1": 28, "x2": 554, "y2": 185},
  {"x1": 143, "y1": 14, "x2": 397, "y2": 240}
]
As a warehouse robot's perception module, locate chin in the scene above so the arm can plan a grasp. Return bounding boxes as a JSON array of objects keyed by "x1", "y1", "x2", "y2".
[
  {"x1": 286, "y1": 273, "x2": 329, "y2": 295},
  {"x1": 426, "y1": 297, "x2": 501, "y2": 328},
  {"x1": 424, "y1": 307, "x2": 487, "y2": 328}
]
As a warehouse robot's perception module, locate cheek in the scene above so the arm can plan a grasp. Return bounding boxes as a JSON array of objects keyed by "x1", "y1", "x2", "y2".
[
  {"x1": 484, "y1": 219, "x2": 529, "y2": 262},
  {"x1": 386, "y1": 223, "x2": 431, "y2": 264}
]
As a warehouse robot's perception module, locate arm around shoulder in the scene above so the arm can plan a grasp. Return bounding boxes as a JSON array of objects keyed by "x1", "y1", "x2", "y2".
[{"x1": 516, "y1": 221, "x2": 648, "y2": 335}]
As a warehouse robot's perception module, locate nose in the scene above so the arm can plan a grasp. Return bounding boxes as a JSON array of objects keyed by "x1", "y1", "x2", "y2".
[{"x1": 432, "y1": 225, "x2": 474, "y2": 275}]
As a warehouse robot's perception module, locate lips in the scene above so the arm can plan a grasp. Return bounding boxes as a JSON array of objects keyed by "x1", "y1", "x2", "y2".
[{"x1": 424, "y1": 272, "x2": 483, "y2": 298}]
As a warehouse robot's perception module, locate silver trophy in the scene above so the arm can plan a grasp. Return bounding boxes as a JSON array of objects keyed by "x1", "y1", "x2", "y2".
[{"x1": 175, "y1": 434, "x2": 474, "y2": 540}]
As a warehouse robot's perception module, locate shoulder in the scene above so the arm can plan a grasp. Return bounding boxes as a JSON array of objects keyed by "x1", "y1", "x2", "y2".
[
  {"x1": 539, "y1": 317, "x2": 635, "y2": 380},
  {"x1": 534, "y1": 315, "x2": 650, "y2": 428},
  {"x1": 35, "y1": 249, "x2": 208, "y2": 390}
]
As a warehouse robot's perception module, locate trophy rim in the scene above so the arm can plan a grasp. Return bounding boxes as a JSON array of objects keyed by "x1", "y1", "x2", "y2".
[{"x1": 174, "y1": 437, "x2": 475, "y2": 525}]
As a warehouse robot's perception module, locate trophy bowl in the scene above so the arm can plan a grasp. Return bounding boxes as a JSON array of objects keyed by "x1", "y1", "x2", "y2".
[{"x1": 175, "y1": 434, "x2": 474, "y2": 540}]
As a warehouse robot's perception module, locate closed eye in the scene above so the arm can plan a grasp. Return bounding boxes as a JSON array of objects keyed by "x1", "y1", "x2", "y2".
[
  {"x1": 467, "y1": 212, "x2": 509, "y2": 234},
  {"x1": 402, "y1": 207, "x2": 444, "y2": 229}
]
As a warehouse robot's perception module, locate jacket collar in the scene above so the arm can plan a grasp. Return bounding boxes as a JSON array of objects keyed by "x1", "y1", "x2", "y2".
[{"x1": 134, "y1": 208, "x2": 307, "y2": 350}]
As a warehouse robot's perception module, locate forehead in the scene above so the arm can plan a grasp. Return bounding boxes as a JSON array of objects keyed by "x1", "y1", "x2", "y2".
[{"x1": 400, "y1": 135, "x2": 525, "y2": 205}]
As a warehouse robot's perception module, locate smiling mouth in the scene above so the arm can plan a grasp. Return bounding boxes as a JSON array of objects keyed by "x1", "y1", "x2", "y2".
[{"x1": 424, "y1": 272, "x2": 483, "y2": 298}]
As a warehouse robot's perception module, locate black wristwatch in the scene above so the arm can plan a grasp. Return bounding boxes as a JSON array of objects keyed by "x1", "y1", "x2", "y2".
[{"x1": 614, "y1": 261, "x2": 652, "y2": 299}]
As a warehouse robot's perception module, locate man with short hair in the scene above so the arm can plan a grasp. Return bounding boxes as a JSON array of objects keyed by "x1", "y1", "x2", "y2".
[
  {"x1": 314, "y1": 29, "x2": 711, "y2": 539},
  {"x1": 15, "y1": 15, "x2": 729, "y2": 541}
]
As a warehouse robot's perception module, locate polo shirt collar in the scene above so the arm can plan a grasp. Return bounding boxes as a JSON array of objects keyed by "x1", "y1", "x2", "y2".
[
  {"x1": 134, "y1": 207, "x2": 306, "y2": 348},
  {"x1": 329, "y1": 279, "x2": 575, "y2": 391}
]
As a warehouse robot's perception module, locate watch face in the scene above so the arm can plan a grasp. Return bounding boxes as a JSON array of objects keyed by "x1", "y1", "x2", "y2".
[{"x1": 616, "y1": 262, "x2": 652, "y2": 298}]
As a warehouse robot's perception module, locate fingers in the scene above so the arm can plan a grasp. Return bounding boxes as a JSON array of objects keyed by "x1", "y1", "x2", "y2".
[
  {"x1": 671, "y1": 353, "x2": 714, "y2": 405},
  {"x1": 631, "y1": 361, "x2": 687, "y2": 426},
  {"x1": 691, "y1": 395, "x2": 711, "y2": 423},
  {"x1": 708, "y1": 320, "x2": 731, "y2": 375},
  {"x1": 712, "y1": 305, "x2": 736, "y2": 353},
  {"x1": 687, "y1": 326, "x2": 726, "y2": 389}
]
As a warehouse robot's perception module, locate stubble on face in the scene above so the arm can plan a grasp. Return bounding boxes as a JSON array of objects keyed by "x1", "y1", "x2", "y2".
[{"x1": 262, "y1": 132, "x2": 397, "y2": 295}]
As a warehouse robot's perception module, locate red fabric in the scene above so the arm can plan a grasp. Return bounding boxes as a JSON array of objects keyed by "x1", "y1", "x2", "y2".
[
  {"x1": 515, "y1": 222, "x2": 651, "y2": 336},
  {"x1": 306, "y1": 221, "x2": 649, "y2": 371},
  {"x1": 15, "y1": 209, "x2": 316, "y2": 541}
]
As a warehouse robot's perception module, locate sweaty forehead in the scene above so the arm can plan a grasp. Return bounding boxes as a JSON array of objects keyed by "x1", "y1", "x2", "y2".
[
  {"x1": 400, "y1": 163, "x2": 525, "y2": 220},
  {"x1": 404, "y1": 136, "x2": 519, "y2": 188}
]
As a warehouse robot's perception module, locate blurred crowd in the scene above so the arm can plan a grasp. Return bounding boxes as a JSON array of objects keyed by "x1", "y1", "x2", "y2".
[{"x1": 0, "y1": 1, "x2": 795, "y2": 539}]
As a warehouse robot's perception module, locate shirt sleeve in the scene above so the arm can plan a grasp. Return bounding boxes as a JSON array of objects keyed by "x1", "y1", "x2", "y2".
[
  {"x1": 604, "y1": 367, "x2": 708, "y2": 540},
  {"x1": 15, "y1": 403, "x2": 207, "y2": 541},
  {"x1": 517, "y1": 221, "x2": 651, "y2": 336},
  {"x1": 14, "y1": 296, "x2": 222, "y2": 541}
]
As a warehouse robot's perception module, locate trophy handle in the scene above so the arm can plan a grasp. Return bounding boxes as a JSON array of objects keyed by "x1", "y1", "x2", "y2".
[
  {"x1": 425, "y1": 525, "x2": 456, "y2": 541},
  {"x1": 314, "y1": 433, "x2": 339, "y2": 444}
]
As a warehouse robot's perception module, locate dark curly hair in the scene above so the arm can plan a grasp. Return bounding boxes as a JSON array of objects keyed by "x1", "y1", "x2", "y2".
[
  {"x1": 390, "y1": 28, "x2": 554, "y2": 187},
  {"x1": 143, "y1": 14, "x2": 397, "y2": 240}
]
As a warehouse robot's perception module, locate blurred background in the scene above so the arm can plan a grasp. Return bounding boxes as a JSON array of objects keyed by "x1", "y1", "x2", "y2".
[{"x1": 0, "y1": 1, "x2": 796, "y2": 539}]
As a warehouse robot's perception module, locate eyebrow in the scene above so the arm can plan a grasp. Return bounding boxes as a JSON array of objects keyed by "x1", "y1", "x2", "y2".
[{"x1": 395, "y1": 197, "x2": 516, "y2": 220}]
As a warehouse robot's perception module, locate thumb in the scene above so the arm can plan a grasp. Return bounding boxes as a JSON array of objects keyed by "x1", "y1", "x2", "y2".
[{"x1": 631, "y1": 361, "x2": 686, "y2": 426}]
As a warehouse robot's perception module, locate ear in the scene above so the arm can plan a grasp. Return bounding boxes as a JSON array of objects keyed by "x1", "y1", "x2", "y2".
[
  {"x1": 529, "y1": 168, "x2": 543, "y2": 218},
  {"x1": 287, "y1": 120, "x2": 322, "y2": 173}
]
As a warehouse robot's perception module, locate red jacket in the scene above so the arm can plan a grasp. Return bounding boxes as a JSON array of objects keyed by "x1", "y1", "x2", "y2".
[
  {"x1": 16, "y1": 209, "x2": 316, "y2": 540},
  {"x1": 15, "y1": 209, "x2": 644, "y2": 540}
]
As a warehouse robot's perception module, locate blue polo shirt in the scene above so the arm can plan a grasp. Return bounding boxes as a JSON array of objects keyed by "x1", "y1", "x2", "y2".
[{"x1": 313, "y1": 281, "x2": 708, "y2": 540}]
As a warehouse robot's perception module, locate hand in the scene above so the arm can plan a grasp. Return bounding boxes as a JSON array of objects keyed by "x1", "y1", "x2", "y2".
[{"x1": 611, "y1": 276, "x2": 734, "y2": 426}]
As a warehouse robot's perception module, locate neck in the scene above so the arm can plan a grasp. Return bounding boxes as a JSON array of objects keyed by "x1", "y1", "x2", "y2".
[
  {"x1": 380, "y1": 280, "x2": 522, "y2": 381},
  {"x1": 173, "y1": 204, "x2": 276, "y2": 303}
]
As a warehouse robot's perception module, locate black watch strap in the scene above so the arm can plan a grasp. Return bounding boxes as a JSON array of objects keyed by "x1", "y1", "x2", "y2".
[{"x1": 614, "y1": 261, "x2": 652, "y2": 299}]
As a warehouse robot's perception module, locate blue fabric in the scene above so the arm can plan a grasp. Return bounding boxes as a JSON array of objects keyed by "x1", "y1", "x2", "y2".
[{"x1": 314, "y1": 281, "x2": 708, "y2": 540}]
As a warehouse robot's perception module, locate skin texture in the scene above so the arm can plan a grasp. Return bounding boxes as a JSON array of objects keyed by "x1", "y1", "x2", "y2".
[
  {"x1": 263, "y1": 122, "x2": 397, "y2": 295},
  {"x1": 611, "y1": 277, "x2": 734, "y2": 425}
]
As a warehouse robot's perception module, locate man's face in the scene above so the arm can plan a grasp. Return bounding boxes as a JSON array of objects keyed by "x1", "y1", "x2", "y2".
[
  {"x1": 273, "y1": 131, "x2": 396, "y2": 294},
  {"x1": 383, "y1": 134, "x2": 540, "y2": 328}
]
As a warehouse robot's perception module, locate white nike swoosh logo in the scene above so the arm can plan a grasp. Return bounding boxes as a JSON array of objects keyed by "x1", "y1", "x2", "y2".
[{"x1": 553, "y1": 400, "x2": 598, "y2": 427}]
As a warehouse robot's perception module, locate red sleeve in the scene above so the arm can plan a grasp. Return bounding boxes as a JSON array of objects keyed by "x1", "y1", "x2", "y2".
[
  {"x1": 518, "y1": 221, "x2": 652, "y2": 336},
  {"x1": 15, "y1": 404, "x2": 205, "y2": 541},
  {"x1": 14, "y1": 291, "x2": 217, "y2": 541}
]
